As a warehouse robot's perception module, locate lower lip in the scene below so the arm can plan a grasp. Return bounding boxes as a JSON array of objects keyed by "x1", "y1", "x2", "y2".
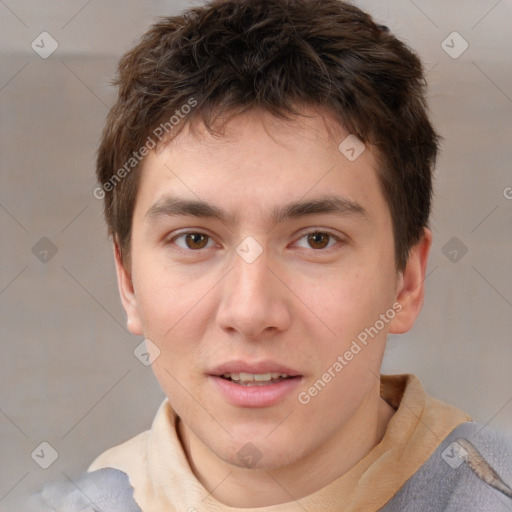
[{"x1": 210, "y1": 376, "x2": 302, "y2": 408}]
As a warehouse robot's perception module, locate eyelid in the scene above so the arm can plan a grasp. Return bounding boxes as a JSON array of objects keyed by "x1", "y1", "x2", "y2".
[
  {"x1": 165, "y1": 229, "x2": 219, "y2": 250},
  {"x1": 292, "y1": 228, "x2": 345, "y2": 250}
]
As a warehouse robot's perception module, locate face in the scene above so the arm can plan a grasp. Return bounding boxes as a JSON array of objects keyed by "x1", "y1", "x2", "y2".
[{"x1": 116, "y1": 108, "x2": 427, "y2": 470}]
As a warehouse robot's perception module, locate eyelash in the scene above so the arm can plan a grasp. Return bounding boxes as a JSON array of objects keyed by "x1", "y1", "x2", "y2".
[{"x1": 165, "y1": 229, "x2": 344, "y2": 253}]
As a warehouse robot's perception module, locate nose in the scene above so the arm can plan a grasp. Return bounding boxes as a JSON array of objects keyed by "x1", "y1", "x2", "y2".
[{"x1": 215, "y1": 246, "x2": 292, "y2": 340}]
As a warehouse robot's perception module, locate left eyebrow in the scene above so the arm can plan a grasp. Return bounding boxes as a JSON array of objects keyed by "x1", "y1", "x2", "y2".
[
  {"x1": 144, "y1": 194, "x2": 369, "y2": 226},
  {"x1": 270, "y1": 195, "x2": 369, "y2": 225}
]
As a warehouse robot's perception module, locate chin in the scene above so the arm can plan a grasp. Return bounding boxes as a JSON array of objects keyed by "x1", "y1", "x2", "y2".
[{"x1": 213, "y1": 434, "x2": 308, "y2": 471}]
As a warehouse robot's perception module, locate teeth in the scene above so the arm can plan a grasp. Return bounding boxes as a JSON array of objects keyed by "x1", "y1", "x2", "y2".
[
  {"x1": 222, "y1": 372, "x2": 290, "y2": 384},
  {"x1": 241, "y1": 372, "x2": 258, "y2": 382},
  {"x1": 254, "y1": 373, "x2": 273, "y2": 382}
]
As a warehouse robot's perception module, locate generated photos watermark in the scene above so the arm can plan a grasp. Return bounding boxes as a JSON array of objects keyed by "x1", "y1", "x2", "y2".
[{"x1": 93, "y1": 97, "x2": 198, "y2": 200}]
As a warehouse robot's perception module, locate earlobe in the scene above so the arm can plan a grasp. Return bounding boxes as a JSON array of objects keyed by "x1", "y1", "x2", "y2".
[
  {"x1": 113, "y1": 243, "x2": 143, "y2": 336},
  {"x1": 388, "y1": 228, "x2": 432, "y2": 335}
]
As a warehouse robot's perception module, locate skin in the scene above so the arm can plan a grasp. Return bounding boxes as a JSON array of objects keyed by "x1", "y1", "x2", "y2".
[{"x1": 114, "y1": 107, "x2": 431, "y2": 507}]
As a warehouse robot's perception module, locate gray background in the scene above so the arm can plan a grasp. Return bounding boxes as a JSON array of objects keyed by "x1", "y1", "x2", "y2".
[{"x1": 1, "y1": 0, "x2": 511, "y2": 504}]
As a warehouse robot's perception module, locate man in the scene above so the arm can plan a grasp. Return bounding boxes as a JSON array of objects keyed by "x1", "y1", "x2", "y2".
[{"x1": 16, "y1": 0, "x2": 512, "y2": 510}]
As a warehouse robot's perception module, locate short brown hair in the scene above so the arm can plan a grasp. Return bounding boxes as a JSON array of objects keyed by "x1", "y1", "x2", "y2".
[{"x1": 96, "y1": 0, "x2": 440, "y2": 271}]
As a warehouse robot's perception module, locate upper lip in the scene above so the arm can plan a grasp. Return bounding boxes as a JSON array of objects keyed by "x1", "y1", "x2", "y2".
[{"x1": 209, "y1": 360, "x2": 302, "y2": 377}]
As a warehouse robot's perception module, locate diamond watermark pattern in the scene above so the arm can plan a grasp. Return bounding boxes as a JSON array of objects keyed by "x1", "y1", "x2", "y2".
[
  {"x1": 441, "y1": 32, "x2": 469, "y2": 59},
  {"x1": 31, "y1": 441, "x2": 59, "y2": 469},
  {"x1": 237, "y1": 442, "x2": 263, "y2": 468},
  {"x1": 442, "y1": 441, "x2": 468, "y2": 469},
  {"x1": 32, "y1": 237, "x2": 58, "y2": 263},
  {"x1": 134, "y1": 338, "x2": 161, "y2": 366},
  {"x1": 338, "y1": 134, "x2": 366, "y2": 161},
  {"x1": 31, "y1": 32, "x2": 59, "y2": 59},
  {"x1": 236, "y1": 236, "x2": 263, "y2": 264},
  {"x1": 442, "y1": 237, "x2": 468, "y2": 263}
]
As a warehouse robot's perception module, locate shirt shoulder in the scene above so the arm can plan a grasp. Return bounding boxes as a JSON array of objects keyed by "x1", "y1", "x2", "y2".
[
  {"x1": 381, "y1": 421, "x2": 512, "y2": 511},
  {"x1": 2, "y1": 468, "x2": 141, "y2": 512}
]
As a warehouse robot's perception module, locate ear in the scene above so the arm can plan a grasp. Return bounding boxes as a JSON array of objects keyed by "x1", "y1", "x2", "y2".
[
  {"x1": 388, "y1": 228, "x2": 432, "y2": 334},
  {"x1": 113, "y1": 243, "x2": 143, "y2": 336}
]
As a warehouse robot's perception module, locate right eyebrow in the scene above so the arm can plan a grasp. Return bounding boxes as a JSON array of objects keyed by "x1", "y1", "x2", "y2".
[{"x1": 145, "y1": 196, "x2": 238, "y2": 225}]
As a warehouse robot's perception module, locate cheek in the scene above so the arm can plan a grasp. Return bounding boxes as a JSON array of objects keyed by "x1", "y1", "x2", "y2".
[
  {"x1": 132, "y1": 260, "x2": 194, "y2": 340},
  {"x1": 132, "y1": 261, "x2": 219, "y2": 376},
  {"x1": 303, "y1": 265, "x2": 392, "y2": 344},
  {"x1": 295, "y1": 269, "x2": 394, "y2": 419}
]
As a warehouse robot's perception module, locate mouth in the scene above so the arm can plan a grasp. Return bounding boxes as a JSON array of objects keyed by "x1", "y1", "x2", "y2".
[
  {"x1": 220, "y1": 372, "x2": 299, "y2": 386},
  {"x1": 209, "y1": 361, "x2": 303, "y2": 407}
]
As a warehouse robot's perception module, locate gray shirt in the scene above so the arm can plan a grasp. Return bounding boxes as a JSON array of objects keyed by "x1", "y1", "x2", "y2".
[{"x1": 5, "y1": 421, "x2": 512, "y2": 511}]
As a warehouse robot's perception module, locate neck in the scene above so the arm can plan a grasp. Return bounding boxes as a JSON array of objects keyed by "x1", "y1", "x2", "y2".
[{"x1": 178, "y1": 390, "x2": 395, "y2": 507}]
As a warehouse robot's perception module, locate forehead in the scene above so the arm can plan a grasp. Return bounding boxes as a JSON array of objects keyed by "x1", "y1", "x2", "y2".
[{"x1": 133, "y1": 108, "x2": 389, "y2": 229}]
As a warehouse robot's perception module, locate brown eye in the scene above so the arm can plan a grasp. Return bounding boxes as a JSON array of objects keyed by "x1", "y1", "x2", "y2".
[
  {"x1": 307, "y1": 232, "x2": 331, "y2": 249},
  {"x1": 169, "y1": 231, "x2": 214, "y2": 251},
  {"x1": 184, "y1": 233, "x2": 209, "y2": 249}
]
